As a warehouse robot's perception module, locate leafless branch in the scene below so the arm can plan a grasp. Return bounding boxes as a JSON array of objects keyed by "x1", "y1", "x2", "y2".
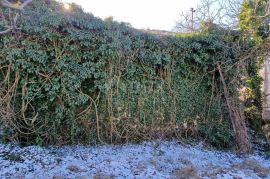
[
  {"x1": 0, "y1": 26, "x2": 11, "y2": 34},
  {"x1": 0, "y1": 0, "x2": 33, "y2": 34},
  {"x1": 175, "y1": 0, "x2": 244, "y2": 32},
  {"x1": 1, "y1": 0, "x2": 33, "y2": 10}
]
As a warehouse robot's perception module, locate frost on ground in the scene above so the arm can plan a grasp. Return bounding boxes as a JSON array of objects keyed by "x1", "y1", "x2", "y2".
[{"x1": 0, "y1": 141, "x2": 270, "y2": 179}]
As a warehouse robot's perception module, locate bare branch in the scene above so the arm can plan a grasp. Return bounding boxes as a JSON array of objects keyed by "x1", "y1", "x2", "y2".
[
  {"x1": 1, "y1": 0, "x2": 33, "y2": 10},
  {"x1": 0, "y1": 26, "x2": 12, "y2": 34},
  {"x1": 175, "y1": 0, "x2": 244, "y2": 32},
  {"x1": 0, "y1": 0, "x2": 33, "y2": 35}
]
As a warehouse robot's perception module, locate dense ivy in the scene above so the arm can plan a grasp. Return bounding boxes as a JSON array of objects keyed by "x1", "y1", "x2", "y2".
[{"x1": 0, "y1": 0, "x2": 241, "y2": 147}]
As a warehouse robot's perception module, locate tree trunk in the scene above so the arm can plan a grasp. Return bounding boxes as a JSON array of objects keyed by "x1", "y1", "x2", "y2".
[{"x1": 217, "y1": 63, "x2": 251, "y2": 153}]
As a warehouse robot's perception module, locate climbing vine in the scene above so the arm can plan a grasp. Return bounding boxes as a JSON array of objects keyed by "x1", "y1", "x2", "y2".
[{"x1": 0, "y1": 0, "x2": 252, "y2": 148}]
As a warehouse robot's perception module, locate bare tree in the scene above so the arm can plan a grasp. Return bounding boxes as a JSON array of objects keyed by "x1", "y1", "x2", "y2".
[
  {"x1": 175, "y1": 7, "x2": 200, "y2": 32},
  {"x1": 0, "y1": 0, "x2": 33, "y2": 34},
  {"x1": 175, "y1": 0, "x2": 259, "y2": 153},
  {"x1": 175, "y1": 0, "x2": 244, "y2": 32}
]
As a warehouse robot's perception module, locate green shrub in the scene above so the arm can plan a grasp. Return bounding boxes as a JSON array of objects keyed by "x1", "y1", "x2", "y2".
[{"x1": 0, "y1": 0, "x2": 244, "y2": 147}]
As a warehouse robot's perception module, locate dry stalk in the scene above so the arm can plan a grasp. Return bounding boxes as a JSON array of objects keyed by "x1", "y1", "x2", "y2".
[
  {"x1": 217, "y1": 62, "x2": 251, "y2": 152},
  {"x1": 0, "y1": 0, "x2": 33, "y2": 35}
]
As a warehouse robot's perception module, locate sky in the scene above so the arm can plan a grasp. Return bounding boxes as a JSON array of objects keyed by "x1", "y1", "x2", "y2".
[{"x1": 60, "y1": 0, "x2": 201, "y2": 31}]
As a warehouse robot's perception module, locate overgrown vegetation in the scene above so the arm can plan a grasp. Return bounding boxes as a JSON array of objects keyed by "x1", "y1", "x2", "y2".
[
  {"x1": 0, "y1": 0, "x2": 265, "y2": 150},
  {"x1": 244, "y1": 59, "x2": 264, "y2": 134}
]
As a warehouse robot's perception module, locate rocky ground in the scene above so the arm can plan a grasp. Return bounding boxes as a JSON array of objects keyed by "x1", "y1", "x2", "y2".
[{"x1": 0, "y1": 141, "x2": 270, "y2": 179}]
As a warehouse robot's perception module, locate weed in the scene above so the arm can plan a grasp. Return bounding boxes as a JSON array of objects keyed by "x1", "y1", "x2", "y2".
[
  {"x1": 93, "y1": 171, "x2": 115, "y2": 179},
  {"x1": 4, "y1": 153, "x2": 23, "y2": 162},
  {"x1": 234, "y1": 159, "x2": 270, "y2": 178},
  {"x1": 172, "y1": 163, "x2": 199, "y2": 179},
  {"x1": 67, "y1": 165, "x2": 83, "y2": 173}
]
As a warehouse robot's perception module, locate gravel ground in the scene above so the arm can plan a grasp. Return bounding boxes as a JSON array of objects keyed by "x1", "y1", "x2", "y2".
[{"x1": 0, "y1": 141, "x2": 270, "y2": 179}]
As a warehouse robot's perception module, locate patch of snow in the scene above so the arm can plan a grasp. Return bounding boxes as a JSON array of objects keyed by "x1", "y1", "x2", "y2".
[{"x1": 0, "y1": 141, "x2": 269, "y2": 178}]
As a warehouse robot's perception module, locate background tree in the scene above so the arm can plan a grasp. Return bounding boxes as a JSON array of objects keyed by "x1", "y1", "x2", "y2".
[
  {"x1": 0, "y1": 0, "x2": 51, "y2": 35},
  {"x1": 239, "y1": 1, "x2": 270, "y2": 145},
  {"x1": 175, "y1": 0, "x2": 244, "y2": 32},
  {"x1": 0, "y1": 0, "x2": 33, "y2": 34},
  {"x1": 175, "y1": 0, "x2": 270, "y2": 152},
  {"x1": 240, "y1": 0, "x2": 270, "y2": 43}
]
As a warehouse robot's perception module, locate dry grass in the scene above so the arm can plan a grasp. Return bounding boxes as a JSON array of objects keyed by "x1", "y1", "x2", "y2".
[
  {"x1": 67, "y1": 165, "x2": 84, "y2": 173},
  {"x1": 201, "y1": 164, "x2": 228, "y2": 179},
  {"x1": 93, "y1": 171, "x2": 115, "y2": 179},
  {"x1": 103, "y1": 119, "x2": 199, "y2": 144},
  {"x1": 52, "y1": 175, "x2": 65, "y2": 179},
  {"x1": 233, "y1": 159, "x2": 270, "y2": 178},
  {"x1": 172, "y1": 163, "x2": 199, "y2": 179}
]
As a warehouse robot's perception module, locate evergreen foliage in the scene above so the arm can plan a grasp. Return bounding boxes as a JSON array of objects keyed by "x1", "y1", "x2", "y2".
[
  {"x1": 0, "y1": 0, "x2": 247, "y2": 148},
  {"x1": 240, "y1": 0, "x2": 270, "y2": 43}
]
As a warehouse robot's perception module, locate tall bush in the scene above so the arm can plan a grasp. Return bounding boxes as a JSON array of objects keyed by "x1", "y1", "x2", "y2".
[{"x1": 0, "y1": 0, "x2": 244, "y2": 148}]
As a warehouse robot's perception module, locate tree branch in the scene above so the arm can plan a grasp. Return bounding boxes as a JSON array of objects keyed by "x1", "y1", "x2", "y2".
[
  {"x1": 0, "y1": 0, "x2": 33, "y2": 35},
  {"x1": 0, "y1": 26, "x2": 11, "y2": 34},
  {"x1": 1, "y1": 0, "x2": 33, "y2": 10}
]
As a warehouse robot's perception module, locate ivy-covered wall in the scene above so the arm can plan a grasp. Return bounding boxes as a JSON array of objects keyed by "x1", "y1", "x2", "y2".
[{"x1": 0, "y1": 0, "x2": 241, "y2": 147}]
